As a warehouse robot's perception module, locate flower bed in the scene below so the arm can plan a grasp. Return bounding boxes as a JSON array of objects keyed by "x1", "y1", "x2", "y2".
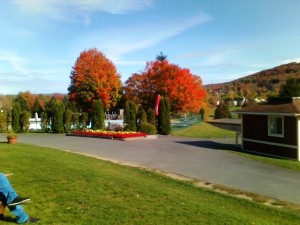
[{"x1": 70, "y1": 130, "x2": 148, "y2": 140}]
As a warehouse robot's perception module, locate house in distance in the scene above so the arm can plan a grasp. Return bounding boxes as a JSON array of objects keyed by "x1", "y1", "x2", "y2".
[{"x1": 236, "y1": 97, "x2": 300, "y2": 161}]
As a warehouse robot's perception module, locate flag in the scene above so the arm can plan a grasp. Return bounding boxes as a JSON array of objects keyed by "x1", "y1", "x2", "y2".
[{"x1": 155, "y1": 94, "x2": 161, "y2": 116}]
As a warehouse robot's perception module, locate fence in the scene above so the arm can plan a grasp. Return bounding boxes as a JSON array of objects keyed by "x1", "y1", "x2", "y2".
[{"x1": 171, "y1": 114, "x2": 202, "y2": 129}]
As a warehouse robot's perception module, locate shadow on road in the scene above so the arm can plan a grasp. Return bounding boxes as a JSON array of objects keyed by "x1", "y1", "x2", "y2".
[{"x1": 175, "y1": 140, "x2": 241, "y2": 151}]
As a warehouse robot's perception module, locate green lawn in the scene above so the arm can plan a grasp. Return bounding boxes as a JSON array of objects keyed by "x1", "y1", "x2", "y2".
[
  {"x1": 0, "y1": 143, "x2": 299, "y2": 225},
  {"x1": 230, "y1": 151, "x2": 300, "y2": 172},
  {"x1": 172, "y1": 121, "x2": 236, "y2": 138}
]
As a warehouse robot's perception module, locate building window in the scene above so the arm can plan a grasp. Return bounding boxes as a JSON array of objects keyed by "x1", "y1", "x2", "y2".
[{"x1": 268, "y1": 116, "x2": 284, "y2": 137}]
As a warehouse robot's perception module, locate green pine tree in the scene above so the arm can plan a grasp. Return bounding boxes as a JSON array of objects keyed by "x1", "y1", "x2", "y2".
[
  {"x1": 52, "y1": 101, "x2": 65, "y2": 133},
  {"x1": 214, "y1": 103, "x2": 231, "y2": 119},
  {"x1": 92, "y1": 100, "x2": 105, "y2": 130},
  {"x1": 124, "y1": 101, "x2": 137, "y2": 131},
  {"x1": 279, "y1": 78, "x2": 300, "y2": 97},
  {"x1": 157, "y1": 97, "x2": 171, "y2": 135},
  {"x1": 12, "y1": 102, "x2": 21, "y2": 132},
  {"x1": 21, "y1": 110, "x2": 31, "y2": 132}
]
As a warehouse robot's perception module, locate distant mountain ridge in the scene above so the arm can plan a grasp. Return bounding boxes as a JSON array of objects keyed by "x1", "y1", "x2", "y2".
[{"x1": 205, "y1": 62, "x2": 300, "y2": 99}]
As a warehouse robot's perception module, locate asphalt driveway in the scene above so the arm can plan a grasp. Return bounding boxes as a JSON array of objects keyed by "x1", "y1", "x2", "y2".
[{"x1": 8, "y1": 133, "x2": 300, "y2": 205}]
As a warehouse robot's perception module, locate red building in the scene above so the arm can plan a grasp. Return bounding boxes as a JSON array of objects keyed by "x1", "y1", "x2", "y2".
[{"x1": 236, "y1": 97, "x2": 300, "y2": 161}]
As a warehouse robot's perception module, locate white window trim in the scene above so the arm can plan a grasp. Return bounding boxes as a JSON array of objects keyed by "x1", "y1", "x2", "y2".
[{"x1": 268, "y1": 116, "x2": 284, "y2": 138}]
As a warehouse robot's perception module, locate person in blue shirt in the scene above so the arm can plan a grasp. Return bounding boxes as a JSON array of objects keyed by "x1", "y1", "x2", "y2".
[{"x1": 0, "y1": 173, "x2": 39, "y2": 224}]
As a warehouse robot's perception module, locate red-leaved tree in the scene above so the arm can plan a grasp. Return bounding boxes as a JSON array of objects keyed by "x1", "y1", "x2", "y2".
[
  {"x1": 68, "y1": 48, "x2": 122, "y2": 112},
  {"x1": 124, "y1": 58, "x2": 206, "y2": 114}
]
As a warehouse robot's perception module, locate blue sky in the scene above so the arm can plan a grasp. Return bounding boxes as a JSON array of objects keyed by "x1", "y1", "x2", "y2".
[{"x1": 1, "y1": 0, "x2": 299, "y2": 94}]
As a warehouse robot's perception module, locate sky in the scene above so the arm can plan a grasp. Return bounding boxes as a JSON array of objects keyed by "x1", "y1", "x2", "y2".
[{"x1": 0, "y1": 0, "x2": 300, "y2": 94}]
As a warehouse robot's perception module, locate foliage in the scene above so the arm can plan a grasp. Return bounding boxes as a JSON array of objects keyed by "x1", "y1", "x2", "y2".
[
  {"x1": 79, "y1": 112, "x2": 89, "y2": 129},
  {"x1": 214, "y1": 103, "x2": 232, "y2": 119},
  {"x1": 200, "y1": 108, "x2": 205, "y2": 121},
  {"x1": 0, "y1": 111, "x2": 7, "y2": 132},
  {"x1": 40, "y1": 111, "x2": 48, "y2": 132},
  {"x1": 279, "y1": 78, "x2": 300, "y2": 97},
  {"x1": 1, "y1": 144, "x2": 299, "y2": 225},
  {"x1": 138, "y1": 108, "x2": 147, "y2": 123},
  {"x1": 140, "y1": 122, "x2": 156, "y2": 135},
  {"x1": 91, "y1": 99, "x2": 105, "y2": 130},
  {"x1": 137, "y1": 108, "x2": 147, "y2": 131},
  {"x1": 20, "y1": 110, "x2": 30, "y2": 132},
  {"x1": 157, "y1": 97, "x2": 171, "y2": 135},
  {"x1": 12, "y1": 102, "x2": 21, "y2": 132},
  {"x1": 156, "y1": 51, "x2": 167, "y2": 61},
  {"x1": 206, "y1": 62, "x2": 300, "y2": 101},
  {"x1": 64, "y1": 108, "x2": 73, "y2": 133},
  {"x1": 124, "y1": 101, "x2": 137, "y2": 131},
  {"x1": 6, "y1": 129, "x2": 17, "y2": 138},
  {"x1": 52, "y1": 101, "x2": 65, "y2": 133},
  {"x1": 14, "y1": 93, "x2": 31, "y2": 112},
  {"x1": 68, "y1": 48, "x2": 122, "y2": 112},
  {"x1": 147, "y1": 108, "x2": 156, "y2": 126},
  {"x1": 32, "y1": 96, "x2": 44, "y2": 117},
  {"x1": 124, "y1": 57, "x2": 206, "y2": 114}
]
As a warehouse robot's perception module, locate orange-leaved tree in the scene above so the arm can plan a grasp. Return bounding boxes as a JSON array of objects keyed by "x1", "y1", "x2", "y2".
[
  {"x1": 124, "y1": 57, "x2": 206, "y2": 114},
  {"x1": 68, "y1": 48, "x2": 122, "y2": 112}
]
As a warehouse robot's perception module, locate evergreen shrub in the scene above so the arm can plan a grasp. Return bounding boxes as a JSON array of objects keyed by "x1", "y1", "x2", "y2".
[{"x1": 140, "y1": 122, "x2": 156, "y2": 135}]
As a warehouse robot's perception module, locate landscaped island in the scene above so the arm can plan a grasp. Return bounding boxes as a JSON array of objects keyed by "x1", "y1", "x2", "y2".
[{"x1": 69, "y1": 129, "x2": 148, "y2": 140}]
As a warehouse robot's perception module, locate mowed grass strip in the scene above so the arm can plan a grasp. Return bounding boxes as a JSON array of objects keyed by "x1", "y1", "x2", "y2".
[
  {"x1": 172, "y1": 122, "x2": 236, "y2": 138},
  {"x1": 0, "y1": 143, "x2": 299, "y2": 225}
]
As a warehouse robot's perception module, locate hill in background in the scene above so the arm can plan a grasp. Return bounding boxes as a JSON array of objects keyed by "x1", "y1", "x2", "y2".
[{"x1": 205, "y1": 62, "x2": 300, "y2": 100}]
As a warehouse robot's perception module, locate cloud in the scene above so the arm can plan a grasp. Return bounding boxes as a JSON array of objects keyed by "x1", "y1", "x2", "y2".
[
  {"x1": 281, "y1": 58, "x2": 300, "y2": 64},
  {"x1": 80, "y1": 13, "x2": 212, "y2": 62},
  {"x1": 0, "y1": 51, "x2": 29, "y2": 75},
  {"x1": 12, "y1": 0, "x2": 153, "y2": 18}
]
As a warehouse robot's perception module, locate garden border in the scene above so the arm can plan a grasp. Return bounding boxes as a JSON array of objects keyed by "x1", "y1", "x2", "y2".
[{"x1": 66, "y1": 133, "x2": 157, "y2": 141}]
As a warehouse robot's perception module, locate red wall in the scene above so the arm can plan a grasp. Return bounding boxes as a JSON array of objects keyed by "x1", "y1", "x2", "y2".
[{"x1": 242, "y1": 115, "x2": 297, "y2": 159}]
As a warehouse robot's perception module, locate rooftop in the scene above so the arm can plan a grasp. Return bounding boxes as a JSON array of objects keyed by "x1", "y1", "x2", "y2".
[{"x1": 235, "y1": 97, "x2": 300, "y2": 115}]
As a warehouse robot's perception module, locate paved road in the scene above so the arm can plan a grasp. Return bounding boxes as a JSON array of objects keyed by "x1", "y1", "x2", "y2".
[{"x1": 8, "y1": 133, "x2": 300, "y2": 205}]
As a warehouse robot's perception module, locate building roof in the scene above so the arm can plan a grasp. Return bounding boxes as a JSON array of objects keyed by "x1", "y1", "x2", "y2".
[{"x1": 235, "y1": 97, "x2": 300, "y2": 116}]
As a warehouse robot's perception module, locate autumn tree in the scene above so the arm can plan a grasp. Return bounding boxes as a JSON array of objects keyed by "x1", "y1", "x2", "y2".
[
  {"x1": 22, "y1": 91, "x2": 35, "y2": 109},
  {"x1": 68, "y1": 48, "x2": 122, "y2": 112},
  {"x1": 124, "y1": 57, "x2": 206, "y2": 114},
  {"x1": 14, "y1": 93, "x2": 31, "y2": 112}
]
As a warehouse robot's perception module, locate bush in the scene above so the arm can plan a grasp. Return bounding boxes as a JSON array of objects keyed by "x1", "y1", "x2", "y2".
[
  {"x1": 112, "y1": 124, "x2": 123, "y2": 132},
  {"x1": 214, "y1": 103, "x2": 231, "y2": 119},
  {"x1": 140, "y1": 122, "x2": 156, "y2": 135}
]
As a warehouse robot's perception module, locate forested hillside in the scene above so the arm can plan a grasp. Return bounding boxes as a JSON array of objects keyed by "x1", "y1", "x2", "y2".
[{"x1": 206, "y1": 62, "x2": 300, "y2": 100}]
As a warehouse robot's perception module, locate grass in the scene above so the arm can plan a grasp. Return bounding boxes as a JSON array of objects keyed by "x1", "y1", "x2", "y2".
[
  {"x1": 0, "y1": 143, "x2": 300, "y2": 224},
  {"x1": 230, "y1": 150, "x2": 300, "y2": 172},
  {"x1": 171, "y1": 121, "x2": 236, "y2": 138}
]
